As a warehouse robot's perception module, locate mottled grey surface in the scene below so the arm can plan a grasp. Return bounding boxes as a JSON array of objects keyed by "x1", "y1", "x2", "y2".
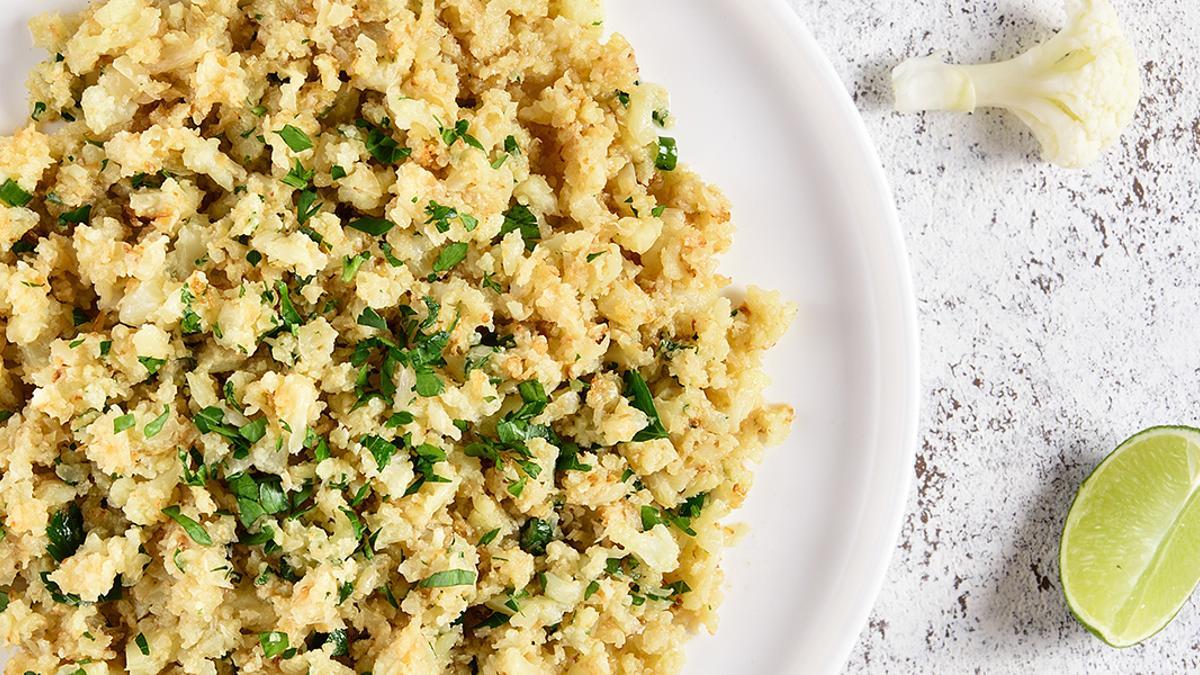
[{"x1": 784, "y1": 0, "x2": 1200, "y2": 672}]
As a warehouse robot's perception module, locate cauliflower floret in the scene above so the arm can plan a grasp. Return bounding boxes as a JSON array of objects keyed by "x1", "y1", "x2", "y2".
[{"x1": 892, "y1": 0, "x2": 1140, "y2": 168}]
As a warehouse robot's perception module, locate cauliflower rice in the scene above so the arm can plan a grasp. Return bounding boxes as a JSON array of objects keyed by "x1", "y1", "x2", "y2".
[{"x1": 0, "y1": 0, "x2": 795, "y2": 672}]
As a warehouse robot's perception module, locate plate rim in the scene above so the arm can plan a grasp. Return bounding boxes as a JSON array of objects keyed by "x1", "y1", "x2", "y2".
[{"x1": 754, "y1": 1, "x2": 921, "y2": 671}]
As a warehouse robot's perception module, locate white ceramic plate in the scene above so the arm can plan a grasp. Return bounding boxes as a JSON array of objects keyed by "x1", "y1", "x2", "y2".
[{"x1": 0, "y1": 1, "x2": 919, "y2": 673}]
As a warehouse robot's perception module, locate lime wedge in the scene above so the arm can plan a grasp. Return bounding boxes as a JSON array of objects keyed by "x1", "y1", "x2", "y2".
[{"x1": 1060, "y1": 426, "x2": 1200, "y2": 647}]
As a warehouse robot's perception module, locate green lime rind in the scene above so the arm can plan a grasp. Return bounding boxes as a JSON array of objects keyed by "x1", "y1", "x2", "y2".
[{"x1": 1060, "y1": 425, "x2": 1200, "y2": 648}]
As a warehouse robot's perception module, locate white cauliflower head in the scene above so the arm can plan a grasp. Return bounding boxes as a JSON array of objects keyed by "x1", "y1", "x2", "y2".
[{"x1": 893, "y1": 0, "x2": 1141, "y2": 169}]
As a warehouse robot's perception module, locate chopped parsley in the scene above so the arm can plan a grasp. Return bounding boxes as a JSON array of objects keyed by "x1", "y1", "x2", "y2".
[
  {"x1": 32, "y1": 102, "x2": 46, "y2": 121},
  {"x1": 615, "y1": 90, "x2": 631, "y2": 107},
  {"x1": 180, "y1": 288, "x2": 202, "y2": 334},
  {"x1": 519, "y1": 518, "x2": 553, "y2": 556},
  {"x1": 144, "y1": 406, "x2": 170, "y2": 438},
  {"x1": 296, "y1": 189, "x2": 322, "y2": 225},
  {"x1": 418, "y1": 569, "x2": 477, "y2": 588},
  {"x1": 357, "y1": 118, "x2": 410, "y2": 164},
  {"x1": 58, "y1": 204, "x2": 92, "y2": 227},
  {"x1": 138, "y1": 356, "x2": 167, "y2": 375},
  {"x1": 432, "y1": 242, "x2": 469, "y2": 273},
  {"x1": 331, "y1": 165, "x2": 347, "y2": 180},
  {"x1": 425, "y1": 201, "x2": 476, "y2": 233},
  {"x1": 342, "y1": 251, "x2": 370, "y2": 282},
  {"x1": 585, "y1": 580, "x2": 600, "y2": 600},
  {"x1": 478, "y1": 528, "x2": 500, "y2": 546},
  {"x1": 499, "y1": 203, "x2": 540, "y2": 250},
  {"x1": 623, "y1": 370, "x2": 668, "y2": 441},
  {"x1": 586, "y1": 251, "x2": 606, "y2": 262},
  {"x1": 135, "y1": 633, "x2": 150, "y2": 656},
  {"x1": 652, "y1": 109, "x2": 670, "y2": 126},
  {"x1": 161, "y1": 506, "x2": 213, "y2": 545},
  {"x1": 46, "y1": 504, "x2": 85, "y2": 562},
  {"x1": 655, "y1": 137, "x2": 678, "y2": 171},
  {"x1": 360, "y1": 435, "x2": 397, "y2": 471},
  {"x1": 259, "y1": 631, "x2": 291, "y2": 659},
  {"x1": 347, "y1": 217, "x2": 395, "y2": 236},
  {"x1": 0, "y1": 179, "x2": 33, "y2": 208},
  {"x1": 439, "y1": 118, "x2": 484, "y2": 150},
  {"x1": 357, "y1": 307, "x2": 388, "y2": 331},
  {"x1": 114, "y1": 413, "x2": 136, "y2": 433},
  {"x1": 281, "y1": 160, "x2": 314, "y2": 189},
  {"x1": 275, "y1": 125, "x2": 313, "y2": 153}
]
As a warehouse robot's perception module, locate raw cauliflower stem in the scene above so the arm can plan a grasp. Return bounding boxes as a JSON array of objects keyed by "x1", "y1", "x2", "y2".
[{"x1": 892, "y1": 0, "x2": 1141, "y2": 169}]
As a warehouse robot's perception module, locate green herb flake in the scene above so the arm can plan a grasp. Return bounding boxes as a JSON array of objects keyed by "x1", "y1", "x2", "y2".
[
  {"x1": 144, "y1": 406, "x2": 170, "y2": 438},
  {"x1": 161, "y1": 506, "x2": 213, "y2": 546},
  {"x1": 478, "y1": 528, "x2": 500, "y2": 546},
  {"x1": 281, "y1": 160, "x2": 314, "y2": 189},
  {"x1": 586, "y1": 251, "x2": 606, "y2": 262},
  {"x1": 342, "y1": 252, "x2": 370, "y2": 282},
  {"x1": 360, "y1": 435, "x2": 397, "y2": 471},
  {"x1": 275, "y1": 125, "x2": 313, "y2": 153},
  {"x1": 259, "y1": 631, "x2": 290, "y2": 658},
  {"x1": 331, "y1": 165, "x2": 347, "y2": 180},
  {"x1": 138, "y1": 356, "x2": 167, "y2": 375},
  {"x1": 624, "y1": 370, "x2": 669, "y2": 441},
  {"x1": 519, "y1": 518, "x2": 553, "y2": 556},
  {"x1": 114, "y1": 413, "x2": 136, "y2": 433},
  {"x1": 432, "y1": 242, "x2": 469, "y2": 273},
  {"x1": 499, "y1": 204, "x2": 540, "y2": 251},
  {"x1": 135, "y1": 633, "x2": 150, "y2": 656},
  {"x1": 357, "y1": 307, "x2": 388, "y2": 331},
  {"x1": 296, "y1": 189, "x2": 322, "y2": 225},
  {"x1": 58, "y1": 204, "x2": 92, "y2": 227},
  {"x1": 585, "y1": 580, "x2": 600, "y2": 600},
  {"x1": 32, "y1": 102, "x2": 47, "y2": 121},
  {"x1": 655, "y1": 137, "x2": 678, "y2": 171},
  {"x1": 417, "y1": 569, "x2": 477, "y2": 589},
  {"x1": 357, "y1": 119, "x2": 411, "y2": 164},
  {"x1": 99, "y1": 340, "x2": 112, "y2": 357},
  {"x1": 0, "y1": 179, "x2": 33, "y2": 208},
  {"x1": 347, "y1": 217, "x2": 395, "y2": 236},
  {"x1": 651, "y1": 204, "x2": 667, "y2": 217},
  {"x1": 46, "y1": 504, "x2": 85, "y2": 562}
]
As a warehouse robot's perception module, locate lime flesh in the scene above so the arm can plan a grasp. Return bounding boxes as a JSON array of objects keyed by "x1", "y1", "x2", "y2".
[{"x1": 1060, "y1": 426, "x2": 1200, "y2": 647}]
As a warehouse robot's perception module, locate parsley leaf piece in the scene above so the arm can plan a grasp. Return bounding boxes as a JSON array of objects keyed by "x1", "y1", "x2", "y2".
[
  {"x1": 414, "y1": 369, "x2": 443, "y2": 397},
  {"x1": 479, "y1": 528, "x2": 500, "y2": 546},
  {"x1": 281, "y1": 160, "x2": 314, "y2": 189},
  {"x1": 347, "y1": 217, "x2": 395, "y2": 235},
  {"x1": 238, "y1": 418, "x2": 267, "y2": 443},
  {"x1": 357, "y1": 119, "x2": 410, "y2": 164},
  {"x1": 275, "y1": 125, "x2": 313, "y2": 153},
  {"x1": 418, "y1": 569, "x2": 477, "y2": 588},
  {"x1": 275, "y1": 281, "x2": 303, "y2": 328},
  {"x1": 144, "y1": 406, "x2": 170, "y2": 438},
  {"x1": 432, "y1": 242, "x2": 468, "y2": 273},
  {"x1": 386, "y1": 411, "x2": 414, "y2": 428},
  {"x1": 623, "y1": 370, "x2": 669, "y2": 441},
  {"x1": 504, "y1": 135, "x2": 520, "y2": 154},
  {"x1": 114, "y1": 413, "x2": 136, "y2": 433},
  {"x1": 655, "y1": 137, "x2": 678, "y2": 171},
  {"x1": 615, "y1": 90, "x2": 631, "y2": 107},
  {"x1": 499, "y1": 204, "x2": 540, "y2": 250},
  {"x1": 586, "y1": 251, "x2": 606, "y2": 262},
  {"x1": 342, "y1": 252, "x2": 370, "y2": 282},
  {"x1": 651, "y1": 204, "x2": 667, "y2": 217},
  {"x1": 585, "y1": 580, "x2": 601, "y2": 600},
  {"x1": 135, "y1": 633, "x2": 150, "y2": 655},
  {"x1": 0, "y1": 179, "x2": 33, "y2": 208},
  {"x1": 357, "y1": 307, "x2": 388, "y2": 331},
  {"x1": 331, "y1": 165, "x2": 347, "y2": 180},
  {"x1": 58, "y1": 204, "x2": 92, "y2": 227},
  {"x1": 519, "y1": 518, "x2": 553, "y2": 556},
  {"x1": 259, "y1": 631, "x2": 290, "y2": 658},
  {"x1": 360, "y1": 435, "x2": 397, "y2": 471},
  {"x1": 46, "y1": 504, "x2": 85, "y2": 561},
  {"x1": 296, "y1": 189, "x2": 322, "y2": 225},
  {"x1": 138, "y1": 356, "x2": 166, "y2": 375},
  {"x1": 161, "y1": 506, "x2": 212, "y2": 546}
]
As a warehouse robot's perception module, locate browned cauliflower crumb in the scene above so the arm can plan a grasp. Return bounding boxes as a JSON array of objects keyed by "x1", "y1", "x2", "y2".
[{"x1": 0, "y1": 0, "x2": 795, "y2": 672}]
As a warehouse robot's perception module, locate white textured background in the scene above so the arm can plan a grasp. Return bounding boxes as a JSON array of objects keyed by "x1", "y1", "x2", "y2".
[{"x1": 786, "y1": 0, "x2": 1200, "y2": 672}]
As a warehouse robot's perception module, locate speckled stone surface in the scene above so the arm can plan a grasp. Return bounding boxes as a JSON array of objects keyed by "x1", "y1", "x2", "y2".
[{"x1": 784, "y1": 0, "x2": 1200, "y2": 671}]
